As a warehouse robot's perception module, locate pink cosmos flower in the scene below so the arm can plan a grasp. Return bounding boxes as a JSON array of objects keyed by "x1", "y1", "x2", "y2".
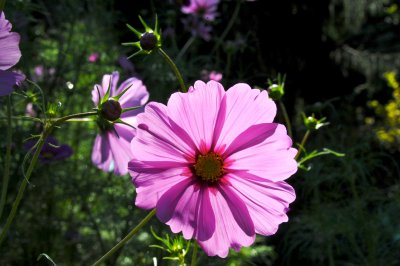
[
  {"x1": 88, "y1": 52, "x2": 100, "y2": 63},
  {"x1": 209, "y1": 71, "x2": 222, "y2": 81},
  {"x1": 0, "y1": 11, "x2": 25, "y2": 96},
  {"x1": 91, "y1": 71, "x2": 149, "y2": 175},
  {"x1": 129, "y1": 80, "x2": 297, "y2": 257},
  {"x1": 181, "y1": 0, "x2": 220, "y2": 21}
]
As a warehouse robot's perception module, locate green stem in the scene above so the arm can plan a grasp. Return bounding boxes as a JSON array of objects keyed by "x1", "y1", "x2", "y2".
[
  {"x1": 279, "y1": 100, "x2": 293, "y2": 138},
  {"x1": 0, "y1": 97, "x2": 13, "y2": 220},
  {"x1": 158, "y1": 48, "x2": 187, "y2": 92},
  {"x1": 0, "y1": 132, "x2": 49, "y2": 245},
  {"x1": 52, "y1": 111, "x2": 98, "y2": 126},
  {"x1": 295, "y1": 130, "x2": 311, "y2": 161},
  {"x1": 191, "y1": 241, "x2": 198, "y2": 266},
  {"x1": 0, "y1": 111, "x2": 98, "y2": 246},
  {"x1": 93, "y1": 209, "x2": 156, "y2": 266},
  {"x1": 212, "y1": 0, "x2": 241, "y2": 54}
]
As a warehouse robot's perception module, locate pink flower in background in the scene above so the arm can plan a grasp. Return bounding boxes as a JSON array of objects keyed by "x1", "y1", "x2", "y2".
[
  {"x1": 25, "y1": 102, "x2": 37, "y2": 117},
  {"x1": 209, "y1": 71, "x2": 222, "y2": 81},
  {"x1": 182, "y1": 16, "x2": 212, "y2": 41},
  {"x1": 129, "y1": 81, "x2": 297, "y2": 257},
  {"x1": 88, "y1": 52, "x2": 100, "y2": 63},
  {"x1": 182, "y1": 0, "x2": 220, "y2": 21},
  {"x1": 0, "y1": 11, "x2": 25, "y2": 96},
  {"x1": 91, "y1": 71, "x2": 149, "y2": 175},
  {"x1": 34, "y1": 65, "x2": 44, "y2": 77}
]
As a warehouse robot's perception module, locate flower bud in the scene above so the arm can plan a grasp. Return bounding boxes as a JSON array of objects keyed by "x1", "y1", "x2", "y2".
[
  {"x1": 101, "y1": 99, "x2": 122, "y2": 121},
  {"x1": 140, "y1": 32, "x2": 158, "y2": 51},
  {"x1": 268, "y1": 84, "x2": 284, "y2": 101},
  {"x1": 302, "y1": 113, "x2": 329, "y2": 131}
]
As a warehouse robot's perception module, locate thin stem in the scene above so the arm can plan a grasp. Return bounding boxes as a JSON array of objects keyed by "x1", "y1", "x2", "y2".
[
  {"x1": 212, "y1": 0, "x2": 241, "y2": 54},
  {"x1": 158, "y1": 48, "x2": 187, "y2": 92},
  {"x1": 279, "y1": 100, "x2": 293, "y2": 138},
  {"x1": 0, "y1": 132, "x2": 49, "y2": 245},
  {"x1": 0, "y1": 110, "x2": 98, "y2": 246},
  {"x1": 52, "y1": 111, "x2": 98, "y2": 126},
  {"x1": 176, "y1": 36, "x2": 195, "y2": 62},
  {"x1": 295, "y1": 130, "x2": 311, "y2": 161},
  {"x1": 93, "y1": 209, "x2": 156, "y2": 266},
  {"x1": 191, "y1": 241, "x2": 198, "y2": 266},
  {"x1": 0, "y1": 97, "x2": 13, "y2": 220}
]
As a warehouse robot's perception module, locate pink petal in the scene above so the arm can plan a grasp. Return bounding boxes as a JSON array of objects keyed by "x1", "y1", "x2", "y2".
[
  {"x1": 118, "y1": 78, "x2": 149, "y2": 108},
  {"x1": 91, "y1": 134, "x2": 113, "y2": 172},
  {"x1": 0, "y1": 12, "x2": 12, "y2": 35},
  {"x1": 156, "y1": 178, "x2": 196, "y2": 223},
  {"x1": 197, "y1": 186, "x2": 256, "y2": 258},
  {"x1": 218, "y1": 184, "x2": 255, "y2": 236},
  {"x1": 226, "y1": 173, "x2": 295, "y2": 236},
  {"x1": 129, "y1": 163, "x2": 191, "y2": 209},
  {"x1": 162, "y1": 183, "x2": 216, "y2": 241},
  {"x1": 131, "y1": 102, "x2": 196, "y2": 165},
  {"x1": 0, "y1": 31, "x2": 21, "y2": 70},
  {"x1": 214, "y1": 84, "x2": 277, "y2": 152},
  {"x1": 226, "y1": 124, "x2": 298, "y2": 182},
  {"x1": 108, "y1": 124, "x2": 135, "y2": 175},
  {"x1": 102, "y1": 71, "x2": 119, "y2": 96},
  {"x1": 167, "y1": 80, "x2": 225, "y2": 153},
  {"x1": 223, "y1": 123, "x2": 279, "y2": 157}
]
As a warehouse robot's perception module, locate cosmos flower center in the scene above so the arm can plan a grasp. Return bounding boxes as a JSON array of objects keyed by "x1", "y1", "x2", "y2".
[{"x1": 194, "y1": 152, "x2": 224, "y2": 183}]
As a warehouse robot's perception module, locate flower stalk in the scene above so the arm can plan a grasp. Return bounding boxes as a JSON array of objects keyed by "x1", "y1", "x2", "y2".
[
  {"x1": 295, "y1": 130, "x2": 311, "y2": 161},
  {"x1": 0, "y1": 111, "x2": 98, "y2": 245},
  {"x1": 93, "y1": 209, "x2": 156, "y2": 266},
  {"x1": 278, "y1": 100, "x2": 293, "y2": 138},
  {"x1": 191, "y1": 241, "x2": 198, "y2": 266},
  {"x1": 158, "y1": 48, "x2": 187, "y2": 92},
  {"x1": 0, "y1": 96, "x2": 13, "y2": 220}
]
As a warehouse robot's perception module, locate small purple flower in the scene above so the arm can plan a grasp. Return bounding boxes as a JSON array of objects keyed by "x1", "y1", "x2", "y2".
[
  {"x1": 91, "y1": 71, "x2": 149, "y2": 176},
  {"x1": 0, "y1": 11, "x2": 25, "y2": 96},
  {"x1": 181, "y1": 0, "x2": 220, "y2": 21},
  {"x1": 24, "y1": 136, "x2": 73, "y2": 163},
  {"x1": 88, "y1": 52, "x2": 100, "y2": 63}
]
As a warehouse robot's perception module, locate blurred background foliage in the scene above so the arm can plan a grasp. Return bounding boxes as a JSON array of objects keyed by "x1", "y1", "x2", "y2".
[{"x1": 0, "y1": 0, "x2": 399, "y2": 265}]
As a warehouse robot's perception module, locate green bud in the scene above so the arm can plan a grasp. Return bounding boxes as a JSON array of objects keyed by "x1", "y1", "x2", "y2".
[
  {"x1": 268, "y1": 83, "x2": 284, "y2": 100},
  {"x1": 123, "y1": 15, "x2": 162, "y2": 58},
  {"x1": 140, "y1": 32, "x2": 158, "y2": 51},
  {"x1": 267, "y1": 73, "x2": 286, "y2": 101},
  {"x1": 302, "y1": 113, "x2": 329, "y2": 131},
  {"x1": 101, "y1": 99, "x2": 122, "y2": 121}
]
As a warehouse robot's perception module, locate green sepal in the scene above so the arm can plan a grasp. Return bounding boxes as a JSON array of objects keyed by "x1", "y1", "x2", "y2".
[
  {"x1": 126, "y1": 23, "x2": 142, "y2": 38},
  {"x1": 114, "y1": 118, "x2": 136, "y2": 130},
  {"x1": 100, "y1": 78, "x2": 113, "y2": 105},
  {"x1": 121, "y1": 41, "x2": 141, "y2": 47},
  {"x1": 138, "y1": 15, "x2": 152, "y2": 32},
  {"x1": 112, "y1": 84, "x2": 133, "y2": 101},
  {"x1": 127, "y1": 50, "x2": 147, "y2": 59},
  {"x1": 121, "y1": 105, "x2": 142, "y2": 113}
]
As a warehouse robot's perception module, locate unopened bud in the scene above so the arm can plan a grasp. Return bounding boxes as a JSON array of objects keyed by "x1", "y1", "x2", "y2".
[
  {"x1": 101, "y1": 99, "x2": 122, "y2": 121},
  {"x1": 140, "y1": 32, "x2": 158, "y2": 51}
]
